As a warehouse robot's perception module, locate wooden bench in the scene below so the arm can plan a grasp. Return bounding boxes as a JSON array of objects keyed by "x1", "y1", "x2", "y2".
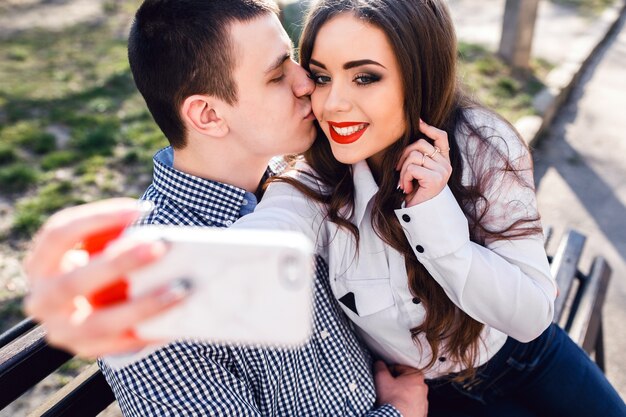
[
  {"x1": 546, "y1": 228, "x2": 612, "y2": 371},
  {"x1": 0, "y1": 319, "x2": 114, "y2": 416},
  {"x1": 0, "y1": 228, "x2": 612, "y2": 415}
]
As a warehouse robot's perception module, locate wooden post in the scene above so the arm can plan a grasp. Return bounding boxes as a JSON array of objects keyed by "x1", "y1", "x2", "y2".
[{"x1": 498, "y1": 0, "x2": 540, "y2": 74}]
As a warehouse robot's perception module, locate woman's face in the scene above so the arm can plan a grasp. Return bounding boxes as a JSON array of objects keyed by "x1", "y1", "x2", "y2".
[{"x1": 309, "y1": 13, "x2": 406, "y2": 169}]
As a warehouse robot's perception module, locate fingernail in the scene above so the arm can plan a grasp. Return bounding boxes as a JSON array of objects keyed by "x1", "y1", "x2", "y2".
[
  {"x1": 152, "y1": 239, "x2": 170, "y2": 257},
  {"x1": 158, "y1": 278, "x2": 193, "y2": 305}
]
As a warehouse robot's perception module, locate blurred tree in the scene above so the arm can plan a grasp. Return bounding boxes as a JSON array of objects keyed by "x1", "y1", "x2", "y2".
[
  {"x1": 277, "y1": 1, "x2": 287, "y2": 24},
  {"x1": 498, "y1": 0, "x2": 540, "y2": 75},
  {"x1": 277, "y1": 0, "x2": 308, "y2": 49}
]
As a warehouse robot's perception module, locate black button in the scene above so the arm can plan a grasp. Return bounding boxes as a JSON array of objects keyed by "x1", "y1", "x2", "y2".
[
  {"x1": 412, "y1": 297, "x2": 421, "y2": 305},
  {"x1": 402, "y1": 214, "x2": 411, "y2": 223},
  {"x1": 415, "y1": 245, "x2": 424, "y2": 253},
  {"x1": 438, "y1": 357, "x2": 446, "y2": 362}
]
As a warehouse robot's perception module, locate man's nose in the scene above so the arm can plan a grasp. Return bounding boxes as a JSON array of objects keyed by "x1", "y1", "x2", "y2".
[{"x1": 292, "y1": 64, "x2": 315, "y2": 98}]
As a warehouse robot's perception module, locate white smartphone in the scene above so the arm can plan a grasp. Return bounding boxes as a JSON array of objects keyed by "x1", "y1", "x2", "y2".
[{"x1": 121, "y1": 225, "x2": 315, "y2": 348}]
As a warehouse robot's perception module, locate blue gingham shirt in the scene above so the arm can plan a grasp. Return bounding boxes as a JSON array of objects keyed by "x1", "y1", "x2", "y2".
[{"x1": 99, "y1": 147, "x2": 401, "y2": 417}]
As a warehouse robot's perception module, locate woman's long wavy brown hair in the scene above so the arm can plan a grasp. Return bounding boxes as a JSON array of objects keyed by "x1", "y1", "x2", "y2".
[{"x1": 270, "y1": 0, "x2": 542, "y2": 379}]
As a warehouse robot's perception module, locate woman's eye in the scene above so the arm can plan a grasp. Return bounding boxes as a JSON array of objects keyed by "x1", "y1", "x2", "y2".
[
  {"x1": 354, "y1": 73, "x2": 381, "y2": 85},
  {"x1": 270, "y1": 74, "x2": 285, "y2": 83},
  {"x1": 309, "y1": 73, "x2": 330, "y2": 85}
]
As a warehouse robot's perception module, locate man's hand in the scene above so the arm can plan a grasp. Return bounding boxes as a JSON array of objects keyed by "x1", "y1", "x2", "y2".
[
  {"x1": 22, "y1": 198, "x2": 188, "y2": 358},
  {"x1": 374, "y1": 361, "x2": 429, "y2": 417}
]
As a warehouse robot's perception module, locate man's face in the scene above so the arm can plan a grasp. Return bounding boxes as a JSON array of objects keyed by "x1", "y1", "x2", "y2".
[{"x1": 226, "y1": 13, "x2": 316, "y2": 158}]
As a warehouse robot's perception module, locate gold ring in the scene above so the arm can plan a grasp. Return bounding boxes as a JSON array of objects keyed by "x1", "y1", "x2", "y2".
[{"x1": 428, "y1": 147, "x2": 441, "y2": 158}]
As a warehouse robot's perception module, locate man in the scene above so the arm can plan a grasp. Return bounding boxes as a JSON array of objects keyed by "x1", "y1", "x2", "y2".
[{"x1": 24, "y1": 1, "x2": 428, "y2": 416}]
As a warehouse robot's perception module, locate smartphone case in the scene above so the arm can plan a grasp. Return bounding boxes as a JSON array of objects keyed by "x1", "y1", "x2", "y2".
[{"x1": 111, "y1": 226, "x2": 315, "y2": 348}]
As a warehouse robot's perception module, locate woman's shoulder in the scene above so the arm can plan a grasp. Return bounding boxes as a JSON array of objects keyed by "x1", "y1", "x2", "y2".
[{"x1": 266, "y1": 157, "x2": 330, "y2": 196}]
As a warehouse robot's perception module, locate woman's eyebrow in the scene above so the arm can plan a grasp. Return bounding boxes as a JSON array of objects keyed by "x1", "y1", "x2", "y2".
[
  {"x1": 309, "y1": 58, "x2": 386, "y2": 70},
  {"x1": 343, "y1": 59, "x2": 386, "y2": 70},
  {"x1": 309, "y1": 59, "x2": 326, "y2": 69}
]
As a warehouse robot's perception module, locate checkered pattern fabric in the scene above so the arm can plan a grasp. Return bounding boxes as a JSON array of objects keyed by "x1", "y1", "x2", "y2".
[{"x1": 98, "y1": 148, "x2": 401, "y2": 416}]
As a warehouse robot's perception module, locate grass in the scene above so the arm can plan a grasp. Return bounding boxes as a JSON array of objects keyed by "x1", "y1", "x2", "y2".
[
  {"x1": 0, "y1": 121, "x2": 57, "y2": 154},
  {"x1": 41, "y1": 150, "x2": 78, "y2": 170},
  {"x1": 0, "y1": 295, "x2": 25, "y2": 334},
  {"x1": 13, "y1": 181, "x2": 86, "y2": 236},
  {"x1": 457, "y1": 42, "x2": 553, "y2": 122},
  {"x1": 0, "y1": 143, "x2": 18, "y2": 165},
  {"x1": 0, "y1": 163, "x2": 39, "y2": 193},
  {"x1": 550, "y1": 0, "x2": 617, "y2": 14},
  {"x1": 0, "y1": 0, "x2": 163, "y2": 239}
]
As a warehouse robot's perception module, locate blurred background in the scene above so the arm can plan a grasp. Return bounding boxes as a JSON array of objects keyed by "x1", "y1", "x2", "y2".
[{"x1": 1, "y1": 0, "x2": 624, "y2": 415}]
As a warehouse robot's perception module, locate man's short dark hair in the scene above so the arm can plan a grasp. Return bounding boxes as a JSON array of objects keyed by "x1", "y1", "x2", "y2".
[{"x1": 128, "y1": 0, "x2": 279, "y2": 148}]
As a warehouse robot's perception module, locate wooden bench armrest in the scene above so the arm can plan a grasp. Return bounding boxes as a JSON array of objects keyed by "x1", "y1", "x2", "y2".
[
  {"x1": 0, "y1": 326, "x2": 73, "y2": 410},
  {"x1": 567, "y1": 257, "x2": 611, "y2": 357},
  {"x1": 551, "y1": 230, "x2": 586, "y2": 323},
  {"x1": 543, "y1": 226, "x2": 554, "y2": 249},
  {"x1": 0, "y1": 318, "x2": 38, "y2": 350},
  {"x1": 32, "y1": 363, "x2": 114, "y2": 417}
]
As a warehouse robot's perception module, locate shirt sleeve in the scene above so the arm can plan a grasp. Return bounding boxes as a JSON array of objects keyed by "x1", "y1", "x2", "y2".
[
  {"x1": 394, "y1": 118, "x2": 556, "y2": 343},
  {"x1": 234, "y1": 168, "x2": 329, "y2": 259},
  {"x1": 365, "y1": 404, "x2": 404, "y2": 416},
  {"x1": 99, "y1": 344, "x2": 264, "y2": 416}
]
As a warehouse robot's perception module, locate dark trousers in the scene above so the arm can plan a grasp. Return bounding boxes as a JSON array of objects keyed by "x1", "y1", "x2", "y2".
[{"x1": 427, "y1": 323, "x2": 626, "y2": 417}]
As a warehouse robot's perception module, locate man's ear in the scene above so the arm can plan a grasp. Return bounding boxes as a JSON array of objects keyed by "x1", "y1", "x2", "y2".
[{"x1": 181, "y1": 95, "x2": 230, "y2": 138}]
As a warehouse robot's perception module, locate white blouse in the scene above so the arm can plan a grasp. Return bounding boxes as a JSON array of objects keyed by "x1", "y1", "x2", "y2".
[{"x1": 235, "y1": 109, "x2": 556, "y2": 379}]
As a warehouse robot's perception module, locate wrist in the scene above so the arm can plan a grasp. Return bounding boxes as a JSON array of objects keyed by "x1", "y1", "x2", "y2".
[{"x1": 379, "y1": 402, "x2": 405, "y2": 417}]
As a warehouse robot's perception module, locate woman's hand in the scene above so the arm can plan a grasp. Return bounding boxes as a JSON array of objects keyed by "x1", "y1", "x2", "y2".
[{"x1": 396, "y1": 119, "x2": 452, "y2": 208}]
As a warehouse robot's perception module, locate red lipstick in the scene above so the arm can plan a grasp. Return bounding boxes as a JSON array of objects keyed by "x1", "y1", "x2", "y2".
[{"x1": 327, "y1": 121, "x2": 369, "y2": 145}]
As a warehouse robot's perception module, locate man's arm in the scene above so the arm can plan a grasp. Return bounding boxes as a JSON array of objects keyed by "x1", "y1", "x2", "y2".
[
  {"x1": 22, "y1": 199, "x2": 428, "y2": 416},
  {"x1": 101, "y1": 349, "x2": 425, "y2": 417},
  {"x1": 100, "y1": 347, "x2": 427, "y2": 417},
  {"x1": 99, "y1": 344, "x2": 266, "y2": 417}
]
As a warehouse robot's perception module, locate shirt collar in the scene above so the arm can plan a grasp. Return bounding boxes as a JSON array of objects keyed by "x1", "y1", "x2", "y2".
[
  {"x1": 152, "y1": 147, "x2": 260, "y2": 225},
  {"x1": 351, "y1": 160, "x2": 380, "y2": 224}
]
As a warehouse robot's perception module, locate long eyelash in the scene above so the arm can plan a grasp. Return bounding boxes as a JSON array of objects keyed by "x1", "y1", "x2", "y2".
[
  {"x1": 309, "y1": 73, "x2": 329, "y2": 85},
  {"x1": 270, "y1": 74, "x2": 285, "y2": 83},
  {"x1": 354, "y1": 73, "x2": 381, "y2": 85}
]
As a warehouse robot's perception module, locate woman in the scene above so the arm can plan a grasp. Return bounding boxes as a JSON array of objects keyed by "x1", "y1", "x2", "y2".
[{"x1": 237, "y1": 0, "x2": 626, "y2": 415}]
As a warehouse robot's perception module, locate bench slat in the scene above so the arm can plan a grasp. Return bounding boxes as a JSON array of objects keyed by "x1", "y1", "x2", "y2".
[
  {"x1": 567, "y1": 256, "x2": 611, "y2": 370},
  {"x1": 551, "y1": 230, "x2": 586, "y2": 323},
  {"x1": 32, "y1": 364, "x2": 114, "y2": 417},
  {"x1": 0, "y1": 318, "x2": 38, "y2": 349},
  {"x1": 0, "y1": 326, "x2": 72, "y2": 410}
]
